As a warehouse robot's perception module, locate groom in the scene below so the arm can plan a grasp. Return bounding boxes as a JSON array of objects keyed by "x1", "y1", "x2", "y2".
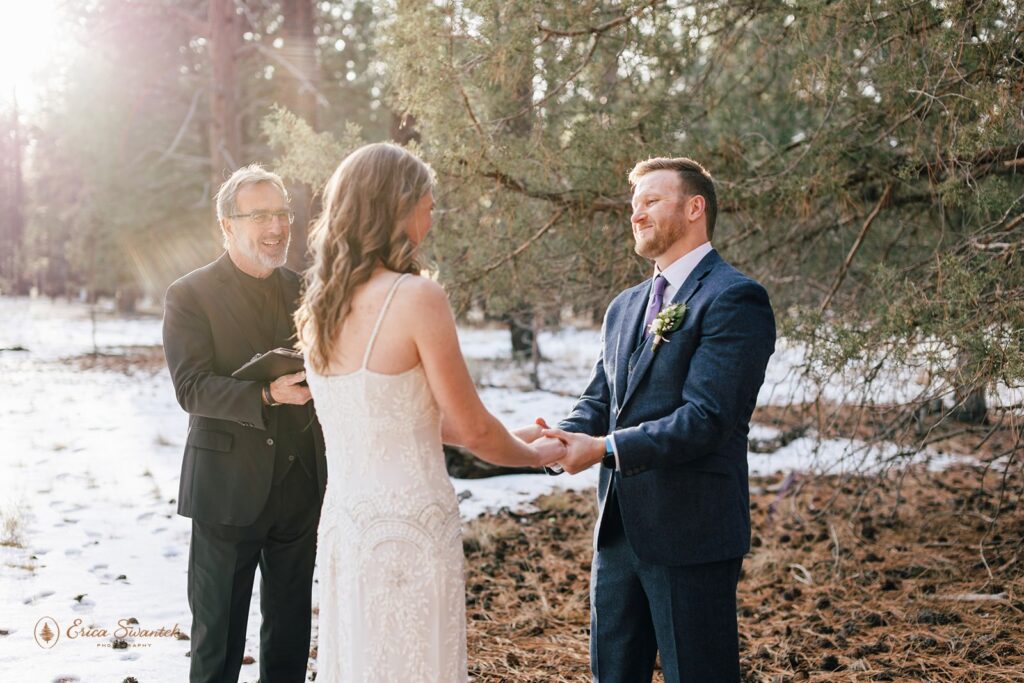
[
  {"x1": 543, "y1": 157, "x2": 775, "y2": 681},
  {"x1": 163, "y1": 164, "x2": 327, "y2": 683}
]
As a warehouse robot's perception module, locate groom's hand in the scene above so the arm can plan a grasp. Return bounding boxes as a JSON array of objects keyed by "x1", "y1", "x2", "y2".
[
  {"x1": 531, "y1": 436, "x2": 567, "y2": 467},
  {"x1": 540, "y1": 428, "x2": 604, "y2": 475},
  {"x1": 268, "y1": 371, "x2": 312, "y2": 405}
]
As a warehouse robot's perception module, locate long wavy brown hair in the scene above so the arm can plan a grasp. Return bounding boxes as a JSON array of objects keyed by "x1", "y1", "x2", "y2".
[{"x1": 295, "y1": 142, "x2": 435, "y2": 373}]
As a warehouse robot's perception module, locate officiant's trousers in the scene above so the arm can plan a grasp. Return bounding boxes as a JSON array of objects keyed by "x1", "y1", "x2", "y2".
[
  {"x1": 591, "y1": 489, "x2": 743, "y2": 683},
  {"x1": 187, "y1": 463, "x2": 319, "y2": 683}
]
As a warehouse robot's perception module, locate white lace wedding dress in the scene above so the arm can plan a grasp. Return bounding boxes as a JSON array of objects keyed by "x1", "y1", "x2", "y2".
[{"x1": 306, "y1": 274, "x2": 467, "y2": 682}]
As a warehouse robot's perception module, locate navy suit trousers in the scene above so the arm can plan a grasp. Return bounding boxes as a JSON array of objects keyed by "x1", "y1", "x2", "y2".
[{"x1": 591, "y1": 483, "x2": 742, "y2": 683}]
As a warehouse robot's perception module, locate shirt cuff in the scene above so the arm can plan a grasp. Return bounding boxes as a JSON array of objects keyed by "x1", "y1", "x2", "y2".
[{"x1": 606, "y1": 434, "x2": 621, "y2": 471}]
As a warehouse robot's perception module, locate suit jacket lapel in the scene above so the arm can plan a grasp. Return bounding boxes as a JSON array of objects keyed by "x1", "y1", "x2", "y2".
[
  {"x1": 273, "y1": 270, "x2": 301, "y2": 348},
  {"x1": 211, "y1": 253, "x2": 260, "y2": 359},
  {"x1": 619, "y1": 250, "x2": 720, "y2": 414},
  {"x1": 613, "y1": 285, "x2": 649, "y2": 409}
]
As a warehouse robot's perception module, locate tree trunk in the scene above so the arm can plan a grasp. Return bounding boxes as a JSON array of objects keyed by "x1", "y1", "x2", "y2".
[
  {"x1": 954, "y1": 385, "x2": 987, "y2": 424},
  {"x1": 953, "y1": 350, "x2": 988, "y2": 424},
  {"x1": 279, "y1": 0, "x2": 319, "y2": 271},
  {"x1": 208, "y1": 0, "x2": 242, "y2": 247},
  {"x1": 0, "y1": 91, "x2": 26, "y2": 293},
  {"x1": 115, "y1": 287, "x2": 140, "y2": 314},
  {"x1": 506, "y1": 305, "x2": 535, "y2": 361},
  {"x1": 496, "y1": 7, "x2": 542, "y2": 379}
]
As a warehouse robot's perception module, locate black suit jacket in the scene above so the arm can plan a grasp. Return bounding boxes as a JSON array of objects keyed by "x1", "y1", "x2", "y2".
[
  {"x1": 561, "y1": 250, "x2": 776, "y2": 566},
  {"x1": 162, "y1": 252, "x2": 327, "y2": 526}
]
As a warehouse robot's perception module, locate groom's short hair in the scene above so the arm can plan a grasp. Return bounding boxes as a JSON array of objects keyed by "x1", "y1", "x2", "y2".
[{"x1": 629, "y1": 157, "x2": 717, "y2": 240}]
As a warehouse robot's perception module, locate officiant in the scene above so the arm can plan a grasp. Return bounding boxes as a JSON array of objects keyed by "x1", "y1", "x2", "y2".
[{"x1": 162, "y1": 163, "x2": 327, "y2": 683}]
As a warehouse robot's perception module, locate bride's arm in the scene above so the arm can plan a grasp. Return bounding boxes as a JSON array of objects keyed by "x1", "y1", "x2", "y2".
[
  {"x1": 442, "y1": 420, "x2": 542, "y2": 445},
  {"x1": 406, "y1": 278, "x2": 564, "y2": 469},
  {"x1": 441, "y1": 417, "x2": 467, "y2": 446}
]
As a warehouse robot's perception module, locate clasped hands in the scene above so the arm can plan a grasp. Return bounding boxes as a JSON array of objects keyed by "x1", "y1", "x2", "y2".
[{"x1": 517, "y1": 418, "x2": 607, "y2": 474}]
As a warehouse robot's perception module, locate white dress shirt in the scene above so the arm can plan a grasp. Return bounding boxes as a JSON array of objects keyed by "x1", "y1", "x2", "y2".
[
  {"x1": 609, "y1": 241, "x2": 715, "y2": 470},
  {"x1": 641, "y1": 242, "x2": 714, "y2": 332}
]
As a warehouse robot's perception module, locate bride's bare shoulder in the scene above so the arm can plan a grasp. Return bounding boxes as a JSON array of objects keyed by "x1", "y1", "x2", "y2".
[
  {"x1": 399, "y1": 274, "x2": 447, "y2": 301},
  {"x1": 394, "y1": 275, "x2": 452, "y2": 319}
]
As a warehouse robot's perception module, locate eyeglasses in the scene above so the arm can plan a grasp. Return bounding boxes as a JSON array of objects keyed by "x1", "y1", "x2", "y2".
[{"x1": 228, "y1": 210, "x2": 295, "y2": 225}]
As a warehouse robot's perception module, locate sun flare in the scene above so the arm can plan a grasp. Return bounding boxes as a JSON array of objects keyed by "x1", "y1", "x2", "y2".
[{"x1": 0, "y1": 0, "x2": 62, "y2": 104}]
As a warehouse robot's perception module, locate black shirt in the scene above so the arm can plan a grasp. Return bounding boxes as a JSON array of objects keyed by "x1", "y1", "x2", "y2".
[
  {"x1": 230, "y1": 260, "x2": 283, "y2": 351},
  {"x1": 229, "y1": 257, "x2": 316, "y2": 484}
]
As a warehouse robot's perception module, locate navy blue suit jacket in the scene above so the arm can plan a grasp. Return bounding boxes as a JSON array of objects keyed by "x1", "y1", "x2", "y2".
[{"x1": 561, "y1": 250, "x2": 775, "y2": 566}]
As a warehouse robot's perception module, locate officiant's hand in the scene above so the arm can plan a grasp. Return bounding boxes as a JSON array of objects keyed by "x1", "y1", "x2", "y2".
[
  {"x1": 539, "y1": 428, "x2": 604, "y2": 474},
  {"x1": 531, "y1": 436, "x2": 567, "y2": 468},
  {"x1": 268, "y1": 371, "x2": 312, "y2": 405}
]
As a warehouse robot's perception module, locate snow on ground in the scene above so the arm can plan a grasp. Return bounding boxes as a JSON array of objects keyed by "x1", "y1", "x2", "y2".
[
  {"x1": 0, "y1": 295, "x2": 1015, "y2": 682},
  {"x1": 453, "y1": 468, "x2": 599, "y2": 521},
  {"x1": 0, "y1": 296, "x2": 164, "y2": 360},
  {"x1": 761, "y1": 337, "x2": 1024, "y2": 409},
  {"x1": 0, "y1": 300, "x2": 596, "y2": 682},
  {"x1": 746, "y1": 436, "x2": 974, "y2": 477}
]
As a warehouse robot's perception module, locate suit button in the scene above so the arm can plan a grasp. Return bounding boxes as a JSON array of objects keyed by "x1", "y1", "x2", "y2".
[
  {"x1": 288, "y1": 454, "x2": 295, "y2": 462},
  {"x1": 266, "y1": 438, "x2": 274, "y2": 446}
]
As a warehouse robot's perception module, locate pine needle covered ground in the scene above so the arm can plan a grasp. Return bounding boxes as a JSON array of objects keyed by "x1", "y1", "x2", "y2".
[{"x1": 460, "y1": 461, "x2": 1024, "y2": 682}]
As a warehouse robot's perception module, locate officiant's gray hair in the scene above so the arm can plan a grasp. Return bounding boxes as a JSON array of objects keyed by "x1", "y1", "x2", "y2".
[{"x1": 214, "y1": 164, "x2": 290, "y2": 247}]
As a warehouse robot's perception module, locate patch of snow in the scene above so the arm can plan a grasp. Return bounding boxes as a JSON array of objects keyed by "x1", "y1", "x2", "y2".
[
  {"x1": 456, "y1": 468, "x2": 600, "y2": 521},
  {"x1": 748, "y1": 435, "x2": 974, "y2": 477},
  {"x1": 0, "y1": 297, "x2": 162, "y2": 362},
  {"x1": 748, "y1": 423, "x2": 784, "y2": 442}
]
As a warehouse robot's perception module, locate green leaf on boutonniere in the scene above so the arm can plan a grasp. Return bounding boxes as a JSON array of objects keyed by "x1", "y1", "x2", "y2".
[{"x1": 648, "y1": 303, "x2": 687, "y2": 351}]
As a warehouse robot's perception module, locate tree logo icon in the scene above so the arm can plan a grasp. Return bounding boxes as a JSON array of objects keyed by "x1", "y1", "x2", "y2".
[{"x1": 34, "y1": 617, "x2": 60, "y2": 649}]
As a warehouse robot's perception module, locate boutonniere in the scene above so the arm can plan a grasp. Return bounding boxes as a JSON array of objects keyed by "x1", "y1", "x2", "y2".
[{"x1": 648, "y1": 303, "x2": 686, "y2": 351}]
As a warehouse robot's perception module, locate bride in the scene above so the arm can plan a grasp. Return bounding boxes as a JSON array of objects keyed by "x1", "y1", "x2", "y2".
[{"x1": 295, "y1": 142, "x2": 566, "y2": 681}]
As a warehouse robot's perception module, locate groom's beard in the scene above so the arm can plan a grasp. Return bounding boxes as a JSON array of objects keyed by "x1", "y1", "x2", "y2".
[{"x1": 634, "y1": 220, "x2": 685, "y2": 260}]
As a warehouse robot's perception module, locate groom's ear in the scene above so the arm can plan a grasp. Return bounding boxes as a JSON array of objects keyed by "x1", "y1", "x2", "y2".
[{"x1": 686, "y1": 194, "x2": 706, "y2": 222}]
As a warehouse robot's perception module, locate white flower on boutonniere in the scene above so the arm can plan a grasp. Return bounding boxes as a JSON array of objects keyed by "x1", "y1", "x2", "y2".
[{"x1": 648, "y1": 303, "x2": 687, "y2": 351}]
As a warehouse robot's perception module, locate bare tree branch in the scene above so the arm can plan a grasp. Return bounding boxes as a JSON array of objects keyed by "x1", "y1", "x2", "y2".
[
  {"x1": 820, "y1": 183, "x2": 893, "y2": 313},
  {"x1": 473, "y1": 208, "x2": 565, "y2": 278},
  {"x1": 487, "y1": 34, "x2": 601, "y2": 126},
  {"x1": 253, "y1": 43, "x2": 329, "y2": 108},
  {"x1": 158, "y1": 86, "x2": 205, "y2": 164},
  {"x1": 537, "y1": 0, "x2": 667, "y2": 38}
]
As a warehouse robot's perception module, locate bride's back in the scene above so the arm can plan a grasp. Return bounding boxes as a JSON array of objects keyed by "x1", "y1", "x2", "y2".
[
  {"x1": 305, "y1": 272, "x2": 447, "y2": 492},
  {"x1": 313, "y1": 270, "x2": 422, "y2": 377}
]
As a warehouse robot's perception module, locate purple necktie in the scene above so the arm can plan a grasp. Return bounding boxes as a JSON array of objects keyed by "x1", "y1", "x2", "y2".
[{"x1": 642, "y1": 275, "x2": 668, "y2": 339}]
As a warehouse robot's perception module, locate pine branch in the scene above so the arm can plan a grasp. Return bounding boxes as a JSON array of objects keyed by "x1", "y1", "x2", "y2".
[
  {"x1": 537, "y1": 0, "x2": 668, "y2": 38},
  {"x1": 819, "y1": 184, "x2": 893, "y2": 313},
  {"x1": 476, "y1": 208, "x2": 565, "y2": 277}
]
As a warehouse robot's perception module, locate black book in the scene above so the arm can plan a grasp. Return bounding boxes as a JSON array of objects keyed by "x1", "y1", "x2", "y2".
[{"x1": 232, "y1": 348, "x2": 305, "y2": 382}]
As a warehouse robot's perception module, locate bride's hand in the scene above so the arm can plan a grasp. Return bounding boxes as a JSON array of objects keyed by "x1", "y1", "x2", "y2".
[
  {"x1": 531, "y1": 436, "x2": 567, "y2": 467},
  {"x1": 513, "y1": 418, "x2": 551, "y2": 444},
  {"x1": 513, "y1": 423, "x2": 544, "y2": 444}
]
